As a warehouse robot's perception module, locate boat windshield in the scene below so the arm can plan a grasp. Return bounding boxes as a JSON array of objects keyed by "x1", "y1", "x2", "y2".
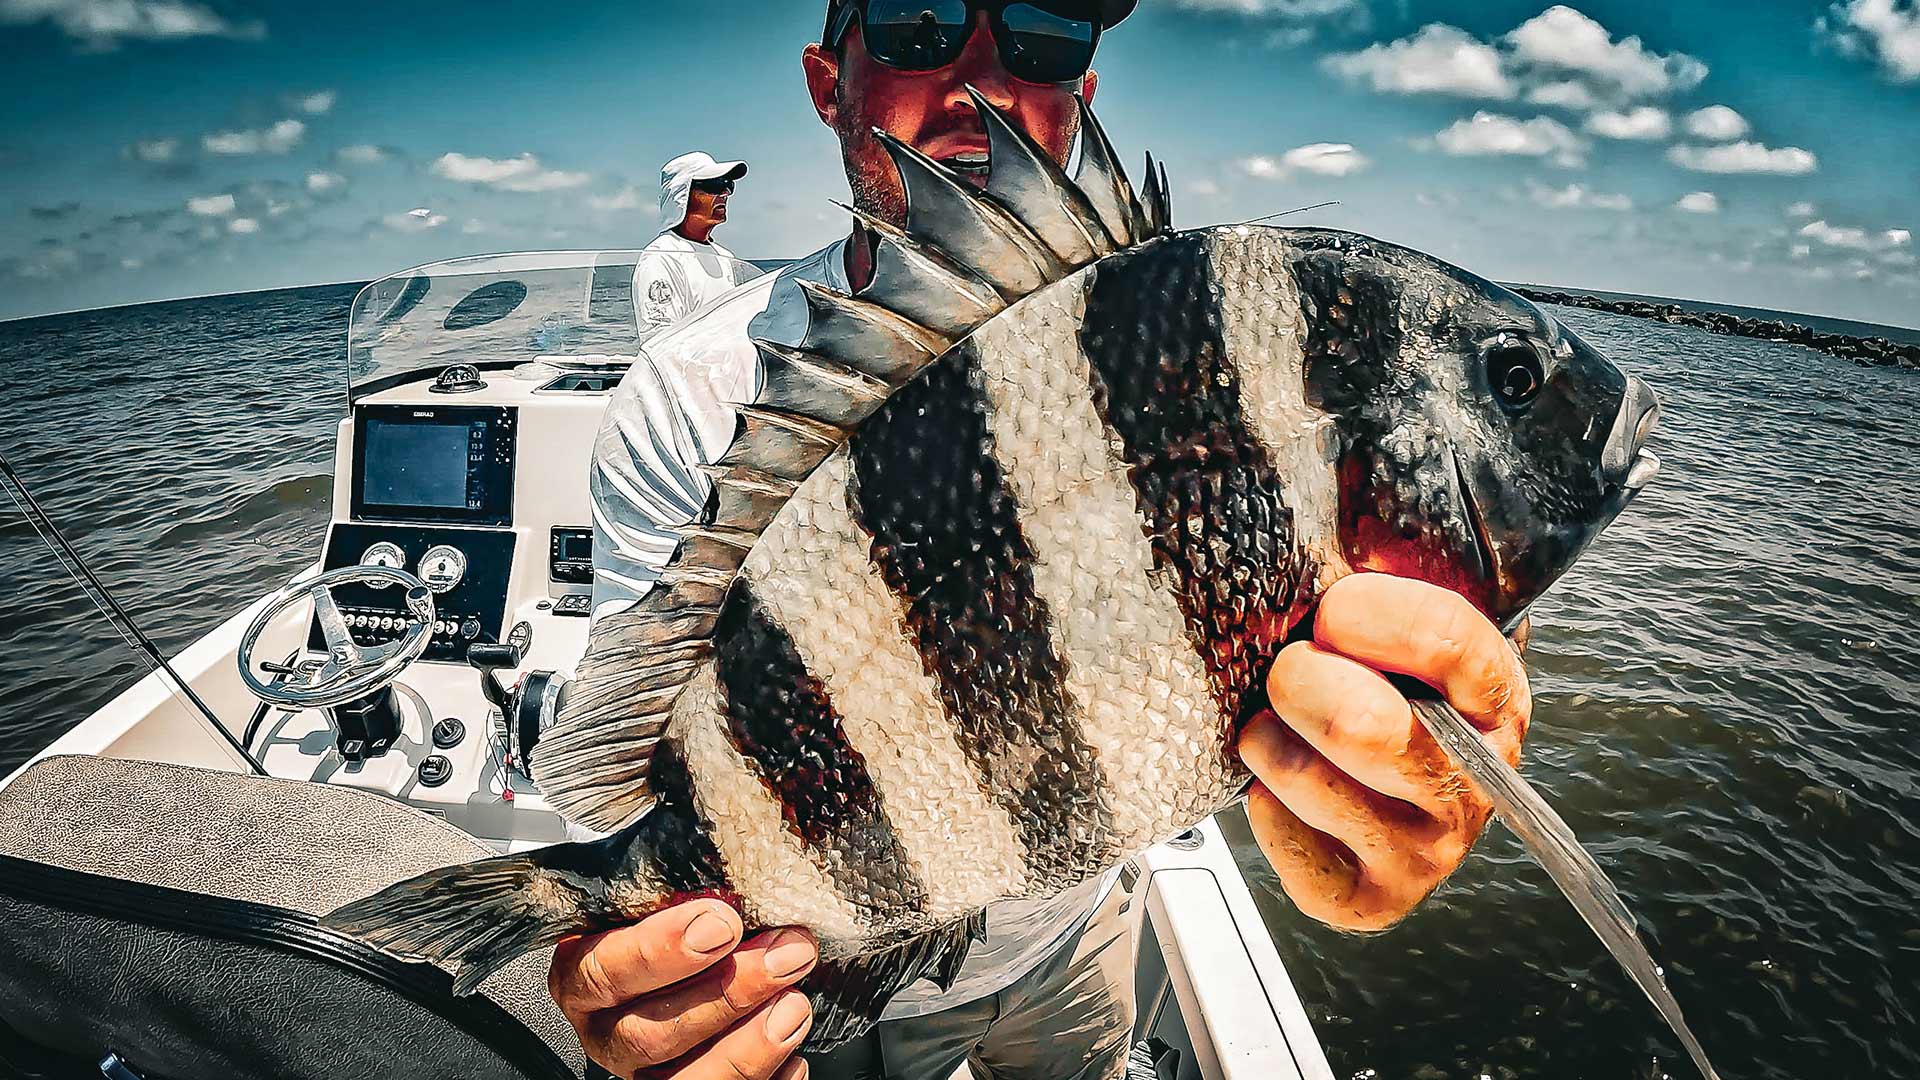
[{"x1": 345, "y1": 249, "x2": 771, "y2": 401}]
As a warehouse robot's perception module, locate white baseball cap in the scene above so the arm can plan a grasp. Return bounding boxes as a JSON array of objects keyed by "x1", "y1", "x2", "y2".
[{"x1": 659, "y1": 151, "x2": 748, "y2": 229}]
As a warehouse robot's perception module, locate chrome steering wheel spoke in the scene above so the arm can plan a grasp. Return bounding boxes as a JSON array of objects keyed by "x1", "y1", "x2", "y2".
[{"x1": 237, "y1": 565, "x2": 436, "y2": 709}]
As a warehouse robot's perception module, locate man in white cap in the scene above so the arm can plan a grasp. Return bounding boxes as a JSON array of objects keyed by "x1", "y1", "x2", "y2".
[{"x1": 633, "y1": 151, "x2": 754, "y2": 335}]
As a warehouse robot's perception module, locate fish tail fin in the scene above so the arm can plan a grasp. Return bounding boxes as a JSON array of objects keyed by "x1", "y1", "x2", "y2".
[{"x1": 323, "y1": 836, "x2": 638, "y2": 996}]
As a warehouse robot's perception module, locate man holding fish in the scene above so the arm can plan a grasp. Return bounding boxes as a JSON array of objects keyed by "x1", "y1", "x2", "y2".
[{"x1": 552, "y1": 2, "x2": 1531, "y2": 1077}]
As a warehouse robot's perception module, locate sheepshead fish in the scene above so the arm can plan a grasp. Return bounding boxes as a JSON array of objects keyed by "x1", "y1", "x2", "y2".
[{"x1": 327, "y1": 93, "x2": 1709, "y2": 1070}]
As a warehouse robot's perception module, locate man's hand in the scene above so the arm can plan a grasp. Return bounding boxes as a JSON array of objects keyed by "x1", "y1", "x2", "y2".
[
  {"x1": 548, "y1": 899, "x2": 818, "y2": 1079},
  {"x1": 1240, "y1": 573, "x2": 1531, "y2": 932}
]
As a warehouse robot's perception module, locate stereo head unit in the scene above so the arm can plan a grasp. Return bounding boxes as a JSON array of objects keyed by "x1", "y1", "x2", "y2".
[{"x1": 352, "y1": 405, "x2": 516, "y2": 527}]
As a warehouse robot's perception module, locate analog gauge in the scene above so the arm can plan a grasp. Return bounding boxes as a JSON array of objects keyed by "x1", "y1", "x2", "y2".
[
  {"x1": 419, "y1": 544, "x2": 467, "y2": 594},
  {"x1": 360, "y1": 542, "x2": 406, "y2": 585}
]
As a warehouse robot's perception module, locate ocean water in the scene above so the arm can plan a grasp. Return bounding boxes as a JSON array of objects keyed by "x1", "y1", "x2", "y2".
[{"x1": 1, "y1": 285, "x2": 1916, "y2": 1079}]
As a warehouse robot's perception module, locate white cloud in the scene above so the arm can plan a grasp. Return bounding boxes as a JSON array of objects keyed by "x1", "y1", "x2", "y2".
[
  {"x1": 1284, "y1": 142, "x2": 1372, "y2": 176},
  {"x1": 1168, "y1": 0, "x2": 1363, "y2": 14},
  {"x1": 1504, "y1": 6, "x2": 1707, "y2": 99},
  {"x1": 0, "y1": 0, "x2": 263, "y2": 45},
  {"x1": 1804, "y1": 220, "x2": 1866, "y2": 249},
  {"x1": 1791, "y1": 243, "x2": 1814, "y2": 258},
  {"x1": 1528, "y1": 181, "x2": 1632, "y2": 210},
  {"x1": 186, "y1": 192, "x2": 235, "y2": 216},
  {"x1": 1525, "y1": 80, "x2": 1598, "y2": 109},
  {"x1": 461, "y1": 219, "x2": 489, "y2": 235},
  {"x1": 1323, "y1": 24, "x2": 1513, "y2": 99},
  {"x1": 383, "y1": 207, "x2": 448, "y2": 232},
  {"x1": 1237, "y1": 155, "x2": 1283, "y2": 179},
  {"x1": 305, "y1": 171, "x2": 345, "y2": 194},
  {"x1": 1787, "y1": 201, "x2": 1818, "y2": 217},
  {"x1": 1822, "y1": 0, "x2": 1920, "y2": 82},
  {"x1": 1667, "y1": 142, "x2": 1818, "y2": 175},
  {"x1": 294, "y1": 90, "x2": 336, "y2": 115},
  {"x1": 1329, "y1": 8, "x2": 1705, "y2": 113},
  {"x1": 203, "y1": 118, "x2": 304, "y2": 155},
  {"x1": 1797, "y1": 219, "x2": 1914, "y2": 252},
  {"x1": 588, "y1": 186, "x2": 644, "y2": 211},
  {"x1": 336, "y1": 143, "x2": 389, "y2": 165},
  {"x1": 1236, "y1": 144, "x2": 1372, "y2": 179},
  {"x1": 1684, "y1": 105, "x2": 1750, "y2": 140},
  {"x1": 1585, "y1": 106, "x2": 1670, "y2": 140},
  {"x1": 430, "y1": 151, "x2": 589, "y2": 193},
  {"x1": 128, "y1": 137, "x2": 179, "y2": 163},
  {"x1": 1676, "y1": 191, "x2": 1721, "y2": 213},
  {"x1": 1435, "y1": 112, "x2": 1586, "y2": 166},
  {"x1": 227, "y1": 216, "x2": 259, "y2": 234},
  {"x1": 1187, "y1": 178, "x2": 1222, "y2": 197}
]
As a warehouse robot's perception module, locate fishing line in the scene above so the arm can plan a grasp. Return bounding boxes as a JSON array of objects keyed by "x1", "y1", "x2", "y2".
[
  {"x1": 1231, "y1": 201, "x2": 1340, "y2": 228},
  {"x1": 0, "y1": 450, "x2": 264, "y2": 775}
]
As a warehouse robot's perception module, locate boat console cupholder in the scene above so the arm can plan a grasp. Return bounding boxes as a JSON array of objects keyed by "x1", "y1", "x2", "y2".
[
  {"x1": 417, "y1": 755, "x2": 453, "y2": 787},
  {"x1": 1166, "y1": 829, "x2": 1204, "y2": 851}
]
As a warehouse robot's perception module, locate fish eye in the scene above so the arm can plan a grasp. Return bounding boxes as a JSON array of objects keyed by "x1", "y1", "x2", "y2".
[{"x1": 1484, "y1": 336, "x2": 1546, "y2": 412}]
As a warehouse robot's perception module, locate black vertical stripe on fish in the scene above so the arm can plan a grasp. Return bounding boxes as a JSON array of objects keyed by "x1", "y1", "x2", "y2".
[
  {"x1": 712, "y1": 578, "x2": 929, "y2": 922},
  {"x1": 633, "y1": 736, "x2": 730, "y2": 898},
  {"x1": 847, "y1": 343, "x2": 1116, "y2": 887},
  {"x1": 1077, "y1": 234, "x2": 1308, "y2": 727}
]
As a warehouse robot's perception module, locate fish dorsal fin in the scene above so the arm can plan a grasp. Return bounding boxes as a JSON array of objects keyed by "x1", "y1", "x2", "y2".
[{"x1": 537, "y1": 97, "x2": 1171, "y2": 832}]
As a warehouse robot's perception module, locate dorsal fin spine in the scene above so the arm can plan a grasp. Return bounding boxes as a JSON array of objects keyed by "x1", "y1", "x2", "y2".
[
  {"x1": 965, "y1": 85, "x2": 1109, "y2": 266},
  {"x1": 874, "y1": 128, "x2": 1063, "y2": 296}
]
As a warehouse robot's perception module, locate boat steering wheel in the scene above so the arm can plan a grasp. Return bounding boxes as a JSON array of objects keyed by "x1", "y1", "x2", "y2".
[{"x1": 238, "y1": 566, "x2": 435, "y2": 708}]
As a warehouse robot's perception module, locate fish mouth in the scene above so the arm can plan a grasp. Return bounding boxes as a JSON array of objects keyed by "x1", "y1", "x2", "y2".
[
  {"x1": 1623, "y1": 449, "x2": 1661, "y2": 493},
  {"x1": 1452, "y1": 450, "x2": 1499, "y2": 591}
]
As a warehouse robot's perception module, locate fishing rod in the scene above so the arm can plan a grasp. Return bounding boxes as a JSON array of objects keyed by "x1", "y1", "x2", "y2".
[
  {"x1": 0, "y1": 450, "x2": 265, "y2": 776},
  {"x1": 1234, "y1": 200, "x2": 1340, "y2": 227}
]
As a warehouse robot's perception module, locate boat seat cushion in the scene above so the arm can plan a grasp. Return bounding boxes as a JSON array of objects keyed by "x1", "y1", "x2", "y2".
[{"x1": 0, "y1": 754, "x2": 586, "y2": 1079}]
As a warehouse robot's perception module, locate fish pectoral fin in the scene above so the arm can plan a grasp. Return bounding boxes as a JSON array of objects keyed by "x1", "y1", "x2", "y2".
[{"x1": 799, "y1": 910, "x2": 986, "y2": 1052}]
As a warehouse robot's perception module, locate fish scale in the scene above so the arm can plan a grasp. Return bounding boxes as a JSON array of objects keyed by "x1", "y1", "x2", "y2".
[{"x1": 325, "y1": 95, "x2": 1719, "y2": 1075}]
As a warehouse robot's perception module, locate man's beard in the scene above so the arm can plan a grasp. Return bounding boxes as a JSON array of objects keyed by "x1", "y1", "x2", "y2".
[{"x1": 834, "y1": 111, "x2": 907, "y2": 230}]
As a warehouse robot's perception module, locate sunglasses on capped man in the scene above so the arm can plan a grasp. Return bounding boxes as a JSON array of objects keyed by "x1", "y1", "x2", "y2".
[
  {"x1": 690, "y1": 177, "x2": 736, "y2": 195},
  {"x1": 824, "y1": 0, "x2": 1132, "y2": 85}
]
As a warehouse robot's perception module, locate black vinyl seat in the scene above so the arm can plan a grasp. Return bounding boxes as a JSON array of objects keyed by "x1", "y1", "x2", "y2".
[{"x1": 0, "y1": 755, "x2": 586, "y2": 1080}]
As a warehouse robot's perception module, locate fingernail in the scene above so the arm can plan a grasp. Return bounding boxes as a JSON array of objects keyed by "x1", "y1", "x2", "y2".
[
  {"x1": 684, "y1": 908, "x2": 736, "y2": 954},
  {"x1": 764, "y1": 930, "x2": 817, "y2": 978},
  {"x1": 767, "y1": 991, "x2": 813, "y2": 1043}
]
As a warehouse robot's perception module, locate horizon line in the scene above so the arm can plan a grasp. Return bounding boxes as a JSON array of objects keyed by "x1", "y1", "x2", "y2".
[{"x1": 2, "y1": 267, "x2": 1915, "y2": 338}]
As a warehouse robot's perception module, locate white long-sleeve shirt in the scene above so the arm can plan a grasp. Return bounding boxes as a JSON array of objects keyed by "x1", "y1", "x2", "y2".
[
  {"x1": 631, "y1": 229, "x2": 754, "y2": 338},
  {"x1": 589, "y1": 237, "x2": 1113, "y2": 1020}
]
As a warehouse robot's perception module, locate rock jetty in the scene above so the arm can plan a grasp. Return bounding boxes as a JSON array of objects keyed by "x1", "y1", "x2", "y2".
[{"x1": 1511, "y1": 288, "x2": 1919, "y2": 370}]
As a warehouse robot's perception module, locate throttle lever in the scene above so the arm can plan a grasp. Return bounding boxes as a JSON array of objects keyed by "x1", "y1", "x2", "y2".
[{"x1": 467, "y1": 621, "x2": 533, "y2": 710}]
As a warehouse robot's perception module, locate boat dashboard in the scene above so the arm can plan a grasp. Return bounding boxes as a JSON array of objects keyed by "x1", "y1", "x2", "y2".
[{"x1": 247, "y1": 362, "x2": 625, "y2": 850}]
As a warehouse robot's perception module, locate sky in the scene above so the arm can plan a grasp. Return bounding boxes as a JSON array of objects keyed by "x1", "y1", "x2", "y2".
[{"x1": 1, "y1": 0, "x2": 1916, "y2": 326}]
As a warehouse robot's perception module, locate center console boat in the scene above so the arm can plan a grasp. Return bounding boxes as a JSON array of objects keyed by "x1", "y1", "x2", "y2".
[{"x1": 0, "y1": 251, "x2": 1333, "y2": 1080}]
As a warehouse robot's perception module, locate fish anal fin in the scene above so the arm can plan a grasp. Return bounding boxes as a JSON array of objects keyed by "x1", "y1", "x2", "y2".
[{"x1": 799, "y1": 911, "x2": 987, "y2": 1052}]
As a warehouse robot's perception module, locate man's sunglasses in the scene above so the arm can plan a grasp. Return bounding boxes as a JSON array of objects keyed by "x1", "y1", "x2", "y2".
[
  {"x1": 690, "y1": 177, "x2": 736, "y2": 195},
  {"x1": 825, "y1": 1, "x2": 1101, "y2": 85}
]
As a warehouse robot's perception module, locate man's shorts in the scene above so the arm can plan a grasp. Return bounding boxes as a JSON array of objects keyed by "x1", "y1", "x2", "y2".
[{"x1": 806, "y1": 879, "x2": 1136, "y2": 1080}]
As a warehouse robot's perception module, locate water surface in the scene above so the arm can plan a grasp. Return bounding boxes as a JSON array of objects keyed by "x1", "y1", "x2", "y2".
[{"x1": 1, "y1": 287, "x2": 1915, "y2": 1079}]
